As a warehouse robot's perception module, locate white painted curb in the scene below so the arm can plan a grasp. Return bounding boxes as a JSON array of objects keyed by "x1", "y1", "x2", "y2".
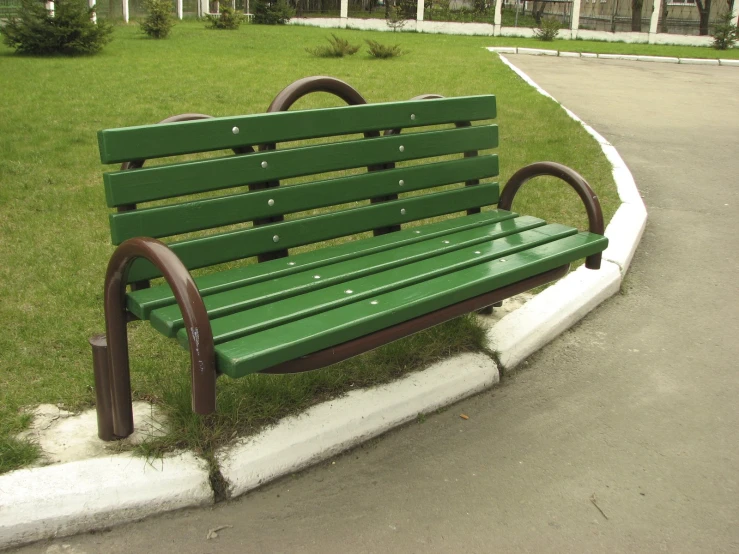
[
  {"x1": 218, "y1": 352, "x2": 498, "y2": 498},
  {"x1": 489, "y1": 54, "x2": 648, "y2": 369},
  {"x1": 517, "y1": 47, "x2": 558, "y2": 56},
  {"x1": 679, "y1": 57, "x2": 719, "y2": 65},
  {"x1": 603, "y1": 202, "x2": 648, "y2": 274},
  {"x1": 0, "y1": 453, "x2": 212, "y2": 550},
  {"x1": 486, "y1": 47, "x2": 737, "y2": 68},
  {"x1": 598, "y1": 53, "x2": 639, "y2": 61},
  {"x1": 637, "y1": 55, "x2": 679, "y2": 63},
  {"x1": 488, "y1": 261, "x2": 622, "y2": 369}
]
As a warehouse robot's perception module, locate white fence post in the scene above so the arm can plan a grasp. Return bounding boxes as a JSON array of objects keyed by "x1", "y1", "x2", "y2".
[
  {"x1": 45, "y1": 0, "x2": 54, "y2": 15},
  {"x1": 177, "y1": 0, "x2": 183, "y2": 19},
  {"x1": 731, "y1": 0, "x2": 739, "y2": 27},
  {"x1": 416, "y1": 0, "x2": 424, "y2": 21},
  {"x1": 122, "y1": 0, "x2": 129, "y2": 22},
  {"x1": 648, "y1": 0, "x2": 661, "y2": 43},
  {"x1": 493, "y1": 0, "x2": 502, "y2": 35},
  {"x1": 570, "y1": 0, "x2": 581, "y2": 38},
  {"x1": 89, "y1": 0, "x2": 97, "y2": 23},
  {"x1": 340, "y1": 0, "x2": 348, "y2": 18}
]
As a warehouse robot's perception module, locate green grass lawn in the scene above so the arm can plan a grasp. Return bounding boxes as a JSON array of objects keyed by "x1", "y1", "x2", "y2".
[{"x1": 0, "y1": 21, "x2": 620, "y2": 475}]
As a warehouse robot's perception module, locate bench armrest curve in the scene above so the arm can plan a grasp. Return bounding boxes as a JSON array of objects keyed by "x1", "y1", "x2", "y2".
[
  {"x1": 104, "y1": 237, "x2": 216, "y2": 435},
  {"x1": 498, "y1": 161, "x2": 605, "y2": 269}
]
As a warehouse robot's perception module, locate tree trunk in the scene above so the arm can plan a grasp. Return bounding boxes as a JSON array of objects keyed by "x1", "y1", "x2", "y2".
[
  {"x1": 532, "y1": 0, "x2": 545, "y2": 23},
  {"x1": 658, "y1": 0, "x2": 668, "y2": 31},
  {"x1": 695, "y1": 0, "x2": 711, "y2": 35},
  {"x1": 631, "y1": 0, "x2": 643, "y2": 31}
]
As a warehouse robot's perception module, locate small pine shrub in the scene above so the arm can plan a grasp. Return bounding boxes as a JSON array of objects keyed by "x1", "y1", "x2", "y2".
[
  {"x1": 533, "y1": 16, "x2": 560, "y2": 41},
  {"x1": 1, "y1": 0, "x2": 113, "y2": 55},
  {"x1": 141, "y1": 0, "x2": 175, "y2": 38},
  {"x1": 206, "y1": 5, "x2": 246, "y2": 29},
  {"x1": 365, "y1": 39, "x2": 404, "y2": 58},
  {"x1": 711, "y1": 12, "x2": 737, "y2": 50},
  {"x1": 306, "y1": 34, "x2": 360, "y2": 57},
  {"x1": 386, "y1": 3, "x2": 406, "y2": 31},
  {"x1": 253, "y1": 0, "x2": 294, "y2": 24}
]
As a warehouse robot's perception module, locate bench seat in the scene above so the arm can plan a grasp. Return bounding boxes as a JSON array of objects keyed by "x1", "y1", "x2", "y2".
[{"x1": 129, "y1": 211, "x2": 605, "y2": 376}]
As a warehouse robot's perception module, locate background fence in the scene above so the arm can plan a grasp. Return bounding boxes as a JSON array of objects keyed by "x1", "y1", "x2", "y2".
[{"x1": 1, "y1": 0, "x2": 736, "y2": 41}]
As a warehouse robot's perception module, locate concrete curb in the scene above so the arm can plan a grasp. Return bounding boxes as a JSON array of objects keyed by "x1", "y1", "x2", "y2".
[
  {"x1": 218, "y1": 352, "x2": 498, "y2": 498},
  {"x1": 487, "y1": 47, "x2": 736, "y2": 67},
  {"x1": 488, "y1": 54, "x2": 647, "y2": 370},
  {"x1": 488, "y1": 261, "x2": 622, "y2": 369},
  {"x1": 0, "y1": 453, "x2": 213, "y2": 550},
  {"x1": 0, "y1": 56, "x2": 648, "y2": 550}
]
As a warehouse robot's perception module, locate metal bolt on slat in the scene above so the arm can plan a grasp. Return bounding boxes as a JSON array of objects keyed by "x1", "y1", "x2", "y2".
[
  {"x1": 288, "y1": 261, "x2": 295, "y2": 266},
  {"x1": 345, "y1": 289, "x2": 353, "y2": 294},
  {"x1": 232, "y1": 127, "x2": 240, "y2": 134},
  {"x1": 443, "y1": 240, "x2": 450, "y2": 244},
  {"x1": 370, "y1": 301, "x2": 378, "y2": 305},
  {"x1": 474, "y1": 251, "x2": 481, "y2": 254},
  {"x1": 401, "y1": 209, "x2": 406, "y2": 215},
  {"x1": 399, "y1": 145, "x2": 405, "y2": 153},
  {"x1": 272, "y1": 235, "x2": 279, "y2": 243},
  {"x1": 268, "y1": 199, "x2": 275, "y2": 206},
  {"x1": 410, "y1": 114, "x2": 416, "y2": 121},
  {"x1": 261, "y1": 161, "x2": 268, "y2": 169},
  {"x1": 314, "y1": 275, "x2": 321, "y2": 279},
  {"x1": 399, "y1": 179, "x2": 405, "y2": 186}
]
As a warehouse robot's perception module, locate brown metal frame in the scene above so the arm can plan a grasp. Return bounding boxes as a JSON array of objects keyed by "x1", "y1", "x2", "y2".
[
  {"x1": 90, "y1": 78, "x2": 605, "y2": 441},
  {"x1": 92, "y1": 237, "x2": 215, "y2": 440},
  {"x1": 498, "y1": 161, "x2": 605, "y2": 270}
]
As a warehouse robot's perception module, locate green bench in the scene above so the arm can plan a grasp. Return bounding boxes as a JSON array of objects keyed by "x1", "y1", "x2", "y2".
[{"x1": 90, "y1": 76, "x2": 608, "y2": 441}]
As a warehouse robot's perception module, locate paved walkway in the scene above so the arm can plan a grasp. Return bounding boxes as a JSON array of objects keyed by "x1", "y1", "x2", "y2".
[{"x1": 16, "y1": 58, "x2": 739, "y2": 553}]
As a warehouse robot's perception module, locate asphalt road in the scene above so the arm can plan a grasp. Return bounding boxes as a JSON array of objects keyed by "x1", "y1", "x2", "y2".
[{"x1": 15, "y1": 57, "x2": 739, "y2": 554}]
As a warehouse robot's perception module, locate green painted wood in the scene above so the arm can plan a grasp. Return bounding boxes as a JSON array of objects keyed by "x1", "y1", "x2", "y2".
[
  {"x1": 179, "y1": 223, "x2": 575, "y2": 346},
  {"x1": 151, "y1": 215, "x2": 547, "y2": 337},
  {"x1": 98, "y1": 96, "x2": 496, "y2": 164},
  {"x1": 109, "y1": 155, "x2": 499, "y2": 244},
  {"x1": 126, "y1": 209, "x2": 517, "y2": 319},
  {"x1": 104, "y1": 126, "x2": 498, "y2": 207},
  {"x1": 212, "y1": 232, "x2": 608, "y2": 377},
  {"x1": 126, "y1": 182, "x2": 500, "y2": 283}
]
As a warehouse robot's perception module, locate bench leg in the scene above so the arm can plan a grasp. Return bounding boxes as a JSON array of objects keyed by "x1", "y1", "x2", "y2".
[
  {"x1": 90, "y1": 333, "x2": 116, "y2": 441},
  {"x1": 477, "y1": 301, "x2": 503, "y2": 315}
]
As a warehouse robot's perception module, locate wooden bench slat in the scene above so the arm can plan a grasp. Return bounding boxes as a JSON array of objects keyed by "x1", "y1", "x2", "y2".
[
  {"x1": 149, "y1": 215, "x2": 547, "y2": 337},
  {"x1": 109, "y1": 155, "x2": 499, "y2": 245},
  {"x1": 104, "y1": 125, "x2": 498, "y2": 207},
  {"x1": 193, "y1": 224, "x2": 575, "y2": 346},
  {"x1": 211, "y1": 232, "x2": 608, "y2": 377},
  {"x1": 97, "y1": 96, "x2": 496, "y2": 164},
  {"x1": 126, "y1": 209, "x2": 517, "y2": 319},
  {"x1": 126, "y1": 182, "x2": 500, "y2": 283}
]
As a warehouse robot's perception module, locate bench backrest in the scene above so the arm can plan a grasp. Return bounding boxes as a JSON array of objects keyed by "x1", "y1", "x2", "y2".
[{"x1": 98, "y1": 95, "x2": 499, "y2": 284}]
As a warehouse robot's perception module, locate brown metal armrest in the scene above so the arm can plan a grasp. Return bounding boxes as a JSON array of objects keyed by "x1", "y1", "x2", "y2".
[
  {"x1": 95, "y1": 237, "x2": 215, "y2": 440},
  {"x1": 498, "y1": 161, "x2": 605, "y2": 270}
]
